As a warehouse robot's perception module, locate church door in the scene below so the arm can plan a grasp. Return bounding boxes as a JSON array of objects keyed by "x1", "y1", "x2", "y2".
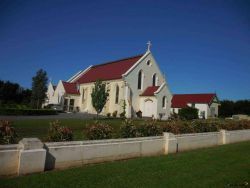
[{"x1": 143, "y1": 100, "x2": 154, "y2": 117}]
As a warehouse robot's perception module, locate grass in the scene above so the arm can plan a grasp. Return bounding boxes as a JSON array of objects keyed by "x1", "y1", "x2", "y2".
[
  {"x1": 11, "y1": 118, "x2": 158, "y2": 141},
  {"x1": 1, "y1": 141, "x2": 250, "y2": 188},
  {"x1": 11, "y1": 119, "x2": 124, "y2": 141}
]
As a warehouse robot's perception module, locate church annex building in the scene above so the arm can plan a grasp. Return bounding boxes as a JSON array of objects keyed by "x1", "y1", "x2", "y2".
[{"x1": 45, "y1": 45, "x2": 219, "y2": 119}]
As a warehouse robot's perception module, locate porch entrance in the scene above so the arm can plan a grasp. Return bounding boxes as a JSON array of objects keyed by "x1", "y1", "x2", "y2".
[{"x1": 143, "y1": 99, "x2": 154, "y2": 117}]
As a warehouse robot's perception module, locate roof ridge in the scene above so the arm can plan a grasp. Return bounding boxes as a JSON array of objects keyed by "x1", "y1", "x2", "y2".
[
  {"x1": 92, "y1": 54, "x2": 144, "y2": 68},
  {"x1": 62, "y1": 81, "x2": 76, "y2": 84},
  {"x1": 173, "y1": 93, "x2": 215, "y2": 95}
]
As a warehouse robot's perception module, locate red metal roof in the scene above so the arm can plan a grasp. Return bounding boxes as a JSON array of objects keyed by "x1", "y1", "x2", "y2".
[
  {"x1": 140, "y1": 86, "x2": 160, "y2": 96},
  {"x1": 74, "y1": 54, "x2": 143, "y2": 84},
  {"x1": 171, "y1": 93, "x2": 216, "y2": 108},
  {"x1": 62, "y1": 81, "x2": 80, "y2": 95}
]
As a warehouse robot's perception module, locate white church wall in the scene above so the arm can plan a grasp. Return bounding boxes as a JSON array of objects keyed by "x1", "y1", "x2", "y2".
[
  {"x1": 50, "y1": 80, "x2": 65, "y2": 105},
  {"x1": 78, "y1": 79, "x2": 125, "y2": 115},
  {"x1": 124, "y1": 52, "x2": 171, "y2": 117},
  {"x1": 45, "y1": 83, "x2": 55, "y2": 106},
  {"x1": 192, "y1": 103, "x2": 209, "y2": 119},
  {"x1": 139, "y1": 96, "x2": 157, "y2": 118},
  {"x1": 208, "y1": 102, "x2": 219, "y2": 118},
  {"x1": 155, "y1": 84, "x2": 172, "y2": 119}
]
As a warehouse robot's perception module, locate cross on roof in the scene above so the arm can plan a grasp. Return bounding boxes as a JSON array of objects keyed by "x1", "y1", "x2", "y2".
[{"x1": 147, "y1": 41, "x2": 152, "y2": 52}]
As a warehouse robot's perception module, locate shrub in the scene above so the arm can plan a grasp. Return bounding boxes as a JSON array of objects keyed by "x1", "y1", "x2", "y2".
[
  {"x1": 136, "y1": 110, "x2": 142, "y2": 118},
  {"x1": 142, "y1": 120, "x2": 162, "y2": 136},
  {"x1": 192, "y1": 120, "x2": 219, "y2": 133},
  {"x1": 0, "y1": 108, "x2": 57, "y2": 116},
  {"x1": 47, "y1": 120, "x2": 73, "y2": 142},
  {"x1": 120, "y1": 112, "x2": 125, "y2": 118},
  {"x1": 179, "y1": 107, "x2": 198, "y2": 120},
  {"x1": 169, "y1": 112, "x2": 179, "y2": 120},
  {"x1": 219, "y1": 120, "x2": 250, "y2": 131},
  {"x1": 120, "y1": 119, "x2": 137, "y2": 138},
  {"x1": 112, "y1": 111, "x2": 117, "y2": 118},
  {"x1": 0, "y1": 120, "x2": 18, "y2": 144},
  {"x1": 106, "y1": 113, "x2": 111, "y2": 117},
  {"x1": 162, "y1": 121, "x2": 178, "y2": 134},
  {"x1": 85, "y1": 121, "x2": 113, "y2": 140}
]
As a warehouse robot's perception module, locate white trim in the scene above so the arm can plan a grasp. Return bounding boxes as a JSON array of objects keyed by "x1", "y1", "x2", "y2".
[
  {"x1": 122, "y1": 51, "x2": 150, "y2": 77},
  {"x1": 154, "y1": 82, "x2": 165, "y2": 95},
  {"x1": 67, "y1": 65, "x2": 93, "y2": 83},
  {"x1": 149, "y1": 51, "x2": 170, "y2": 92}
]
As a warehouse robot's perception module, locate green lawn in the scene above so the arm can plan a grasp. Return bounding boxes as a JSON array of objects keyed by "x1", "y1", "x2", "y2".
[
  {"x1": 11, "y1": 118, "x2": 156, "y2": 141},
  {"x1": 1, "y1": 141, "x2": 249, "y2": 188},
  {"x1": 11, "y1": 119, "x2": 124, "y2": 141}
]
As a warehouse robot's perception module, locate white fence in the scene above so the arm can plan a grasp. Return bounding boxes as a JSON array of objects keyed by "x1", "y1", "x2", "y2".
[{"x1": 1, "y1": 129, "x2": 250, "y2": 176}]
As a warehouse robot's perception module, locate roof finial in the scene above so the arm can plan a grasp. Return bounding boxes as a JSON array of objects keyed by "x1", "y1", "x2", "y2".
[{"x1": 147, "y1": 41, "x2": 152, "y2": 52}]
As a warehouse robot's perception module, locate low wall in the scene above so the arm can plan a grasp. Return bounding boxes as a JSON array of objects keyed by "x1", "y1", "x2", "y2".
[
  {"x1": 1, "y1": 129, "x2": 250, "y2": 176},
  {"x1": 45, "y1": 137, "x2": 164, "y2": 170}
]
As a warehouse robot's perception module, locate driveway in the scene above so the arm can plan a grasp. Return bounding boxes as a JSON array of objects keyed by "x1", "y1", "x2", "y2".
[{"x1": 0, "y1": 112, "x2": 101, "y2": 121}]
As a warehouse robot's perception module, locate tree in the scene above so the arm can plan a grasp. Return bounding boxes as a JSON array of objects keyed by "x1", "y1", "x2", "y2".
[
  {"x1": 31, "y1": 69, "x2": 48, "y2": 109},
  {"x1": 219, "y1": 100, "x2": 250, "y2": 117},
  {"x1": 91, "y1": 80, "x2": 109, "y2": 117},
  {"x1": 219, "y1": 100, "x2": 234, "y2": 117},
  {"x1": 0, "y1": 80, "x2": 31, "y2": 106},
  {"x1": 179, "y1": 107, "x2": 198, "y2": 120}
]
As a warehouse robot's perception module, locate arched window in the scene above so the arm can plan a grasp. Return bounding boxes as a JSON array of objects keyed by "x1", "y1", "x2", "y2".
[
  {"x1": 146, "y1": 60, "x2": 151, "y2": 66},
  {"x1": 152, "y1": 73, "x2": 157, "y2": 86},
  {"x1": 162, "y1": 96, "x2": 166, "y2": 108},
  {"x1": 82, "y1": 88, "x2": 85, "y2": 104},
  {"x1": 138, "y1": 70, "x2": 143, "y2": 90},
  {"x1": 115, "y1": 85, "x2": 119, "y2": 104}
]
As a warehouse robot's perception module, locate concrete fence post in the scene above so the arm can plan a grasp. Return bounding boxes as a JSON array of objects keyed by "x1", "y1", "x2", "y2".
[
  {"x1": 219, "y1": 129, "x2": 230, "y2": 145},
  {"x1": 163, "y1": 132, "x2": 177, "y2": 154},
  {"x1": 18, "y1": 138, "x2": 46, "y2": 175}
]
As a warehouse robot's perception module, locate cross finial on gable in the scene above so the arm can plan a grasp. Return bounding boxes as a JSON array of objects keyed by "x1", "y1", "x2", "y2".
[{"x1": 147, "y1": 41, "x2": 152, "y2": 52}]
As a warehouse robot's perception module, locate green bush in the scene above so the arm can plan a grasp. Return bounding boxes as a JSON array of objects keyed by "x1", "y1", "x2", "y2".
[
  {"x1": 179, "y1": 107, "x2": 198, "y2": 120},
  {"x1": 47, "y1": 120, "x2": 73, "y2": 142},
  {"x1": 112, "y1": 111, "x2": 117, "y2": 118},
  {"x1": 0, "y1": 108, "x2": 57, "y2": 116},
  {"x1": 136, "y1": 110, "x2": 142, "y2": 118},
  {"x1": 85, "y1": 121, "x2": 113, "y2": 140},
  {"x1": 162, "y1": 121, "x2": 181, "y2": 134},
  {"x1": 192, "y1": 120, "x2": 219, "y2": 133},
  {"x1": 219, "y1": 120, "x2": 250, "y2": 130},
  {"x1": 120, "y1": 119, "x2": 137, "y2": 138},
  {"x1": 0, "y1": 120, "x2": 18, "y2": 144},
  {"x1": 120, "y1": 112, "x2": 125, "y2": 118},
  {"x1": 106, "y1": 113, "x2": 111, "y2": 118},
  {"x1": 142, "y1": 120, "x2": 162, "y2": 137}
]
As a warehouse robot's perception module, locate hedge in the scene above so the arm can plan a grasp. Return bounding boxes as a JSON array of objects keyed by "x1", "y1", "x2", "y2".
[{"x1": 0, "y1": 108, "x2": 58, "y2": 116}]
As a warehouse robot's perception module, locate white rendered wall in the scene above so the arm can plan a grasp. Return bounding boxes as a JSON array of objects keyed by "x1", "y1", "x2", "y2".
[
  {"x1": 124, "y1": 52, "x2": 172, "y2": 117},
  {"x1": 78, "y1": 79, "x2": 125, "y2": 115},
  {"x1": 1, "y1": 129, "x2": 250, "y2": 177}
]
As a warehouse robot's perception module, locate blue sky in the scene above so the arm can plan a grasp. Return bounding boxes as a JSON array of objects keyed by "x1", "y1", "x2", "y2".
[{"x1": 0, "y1": 0, "x2": 249, "y2": 100}]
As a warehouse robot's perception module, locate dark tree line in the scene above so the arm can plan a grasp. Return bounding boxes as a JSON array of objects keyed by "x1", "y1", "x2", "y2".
[
  {"x1": 0, "y1": 69, "x2": 48, "y2": 109},
  {"x1": 0, "y1": 80, "x2": 32, "y2": 106},
  {"x1": 219, "y1": 100, "x2": 250, "y2": 117}
]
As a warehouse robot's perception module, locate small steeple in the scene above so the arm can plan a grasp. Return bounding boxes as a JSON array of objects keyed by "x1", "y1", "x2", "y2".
[{"x1": 147, "y1": 41, "x2": 152, "y2": 52}]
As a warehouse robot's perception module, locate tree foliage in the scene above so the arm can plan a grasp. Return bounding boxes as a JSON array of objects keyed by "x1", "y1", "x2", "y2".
[
  {"x1": 0, "y1": 80, "x2": 31, "y2": 106},
  {"x1": 91, "y1": 80, "x2": 109, "y2": 116},
  {"x1": 31, "y1": 69, "x2": 48, "y2": 109},
  {"x1": 179, "y1": 107, "x2": 198, "y2": 120},
  {"x1": 219, "y1": 100, "x2": 250, "y2": 117}
]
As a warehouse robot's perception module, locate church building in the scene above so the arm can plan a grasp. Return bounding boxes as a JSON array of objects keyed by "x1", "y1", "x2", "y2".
[{"x1": 45, "y1": 43, "x2": 172, "y2": 119}]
